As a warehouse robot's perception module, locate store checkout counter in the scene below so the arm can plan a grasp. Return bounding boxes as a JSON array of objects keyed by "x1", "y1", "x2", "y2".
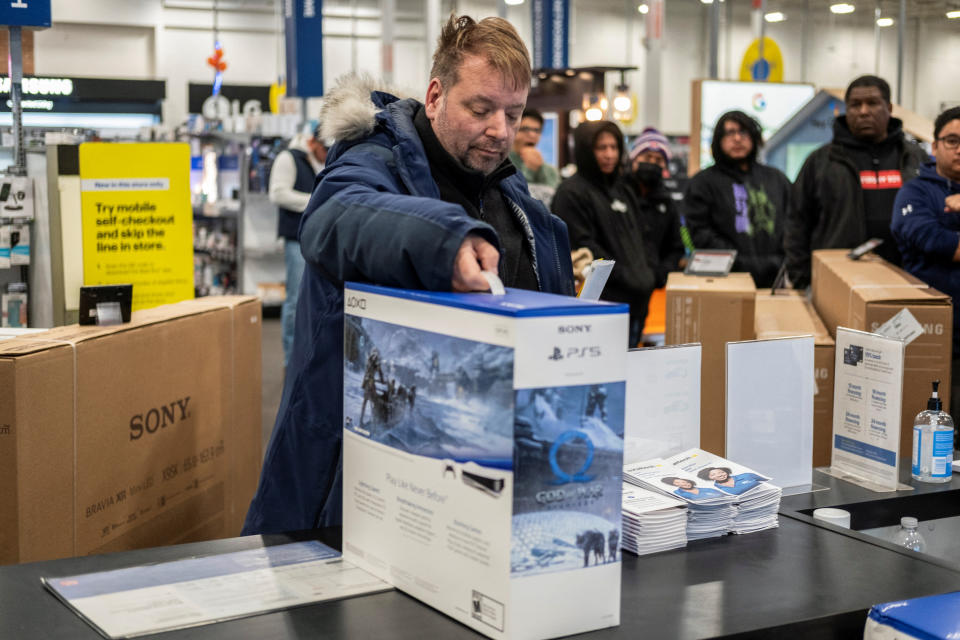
[{"x1": 2, "y1": 469, "x2": 960, "y2": 639}]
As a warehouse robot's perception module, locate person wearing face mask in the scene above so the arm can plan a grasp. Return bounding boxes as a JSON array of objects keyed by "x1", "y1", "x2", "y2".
[
  {"x1": 552, "y1": 120, "x2": 656, "y2": 347},
  {"x1": 682, "y1": 110, "x2": 790, "y2": 288},
  {"x1": 785, "y1": 75, "x2": 929, "y2": 288},
  {"x1": 625, "y1": 128, "x2": 685, "y2": 288}
]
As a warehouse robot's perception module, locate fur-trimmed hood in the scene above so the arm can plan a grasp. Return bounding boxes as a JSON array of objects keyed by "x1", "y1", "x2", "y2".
[{"x1": 320, "y1": 73, "x2": 416, "y2": 144}]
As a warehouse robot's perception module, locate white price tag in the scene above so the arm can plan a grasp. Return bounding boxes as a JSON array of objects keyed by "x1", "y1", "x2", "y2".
[
  {"x1": 578, "y1": 259, "x2": 615, "y2": 301},
  {"x1": 876, "y1": 308, "x2": 924, "y2": 346},
  {"x1": 480, "y1": 270, "x2": 505, "y2": 295}
]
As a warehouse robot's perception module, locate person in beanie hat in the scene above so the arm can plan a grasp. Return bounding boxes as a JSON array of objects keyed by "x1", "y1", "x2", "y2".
[
  {"x1": 682, "y1": 110, "x2": 790, "y2": 287},
  {"x1": 629, "y1": 127, "x2": 672, "y2": 167},
  {"x1": 624, "y1": 127, "x2": 685, "y2": 288}
]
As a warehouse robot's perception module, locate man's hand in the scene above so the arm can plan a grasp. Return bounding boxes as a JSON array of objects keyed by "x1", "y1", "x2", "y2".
[
  {"x1": 945, "y1": 194, "x2": 960, "y2": 213},
  {"x1": 452, "y1": 234, "x2": 500, "y2": 292},
  {"x1": 518, "y1": 146, "x2": 544, "y2": 172}
]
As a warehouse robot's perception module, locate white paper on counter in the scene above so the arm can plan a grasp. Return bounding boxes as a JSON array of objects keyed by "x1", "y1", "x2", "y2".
[{"x1": 42, "y1": 541, "x2": 392, "y2": 639}]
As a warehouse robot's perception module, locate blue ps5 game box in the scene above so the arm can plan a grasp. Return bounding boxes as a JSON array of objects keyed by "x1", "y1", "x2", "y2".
[{"x1": 341, "y1": 283, "x2": 627, "y2": 639}]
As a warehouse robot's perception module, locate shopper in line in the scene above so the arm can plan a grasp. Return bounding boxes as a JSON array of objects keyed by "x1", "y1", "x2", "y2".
[
  {"x1": 682, "y1": 110, "x2": 790, "y2": 288},
  {"x1": 243, "y1": 15, "x2": 575, "y2": 535},
  {"x1": 509, "y1": 108, "x2": 560, "y2": 205},
  {"x1": 552, "y1": 120, "x2": 655, "y2": 346},
  {"x1": 624, "y1": 127, "x2": 685, "y2": 288},
  {"x1": 784, "y1": 75, "x2": 929, "y2": 287},
  {"x1": 268, "y1": 126, "x2": 327, "y2": 368},
  {"x1": 890, "y1": 106, "x2": 960, "y2": 416}
]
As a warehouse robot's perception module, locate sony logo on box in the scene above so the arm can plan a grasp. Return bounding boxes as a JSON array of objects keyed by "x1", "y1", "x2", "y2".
[{"x1": 129, "y1": 397, "x2": 191, "y2": 441}]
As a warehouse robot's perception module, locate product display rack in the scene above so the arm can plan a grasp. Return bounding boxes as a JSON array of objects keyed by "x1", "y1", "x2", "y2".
[
  {"x1": 189, "y1": 131, "x2": 244, "y2": 298},
  {"x1": 0, "y1": 212, "x2": 30, "y2": 328},
  {"x1": 240, "y1": 134, "x2": 286, "y2": 308},
  {"x1": 188, "y1": 131, "x2": 286, "y2": 304}
]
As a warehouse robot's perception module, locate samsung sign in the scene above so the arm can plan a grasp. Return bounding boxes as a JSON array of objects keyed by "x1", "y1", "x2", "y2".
[{"x1": 0, "y1": 77, "x2": 74, "y2": 96}]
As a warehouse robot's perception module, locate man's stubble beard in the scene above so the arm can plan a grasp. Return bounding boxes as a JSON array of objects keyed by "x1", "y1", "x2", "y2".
[{"x1": 435, "y1": 99, "x2": 505, "y2": 175}]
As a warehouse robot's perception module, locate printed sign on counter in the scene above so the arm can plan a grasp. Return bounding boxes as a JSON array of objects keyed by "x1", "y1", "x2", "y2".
[
  {"x1": 829, "y1": 327, "x2": 905, "y2": 491},
  {"x1": 79, "y1": 143, "x2": 194, "y2": 312}
]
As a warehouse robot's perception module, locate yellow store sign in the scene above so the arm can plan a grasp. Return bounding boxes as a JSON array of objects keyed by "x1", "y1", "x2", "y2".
[{"x1": 79, "y1": 143, "x2": 194, "y2": 311}]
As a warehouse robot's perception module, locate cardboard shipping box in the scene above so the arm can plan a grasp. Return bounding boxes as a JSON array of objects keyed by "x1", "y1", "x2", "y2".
[
  {"x1": 342, "y1": 283, "x2": 627, "y2": 640},
  {"x1": 811, "y1": 250, "x2": 952, "y2": 458},
  {"x1": 665, "y1": 272, "x2": 756, "y2": 457},
  {"x1": 755, "y1": 290, "x2": 836, "y2": 467},
  {"x1": 0, "y1": 296, "x2": 262, "y2": 565}
]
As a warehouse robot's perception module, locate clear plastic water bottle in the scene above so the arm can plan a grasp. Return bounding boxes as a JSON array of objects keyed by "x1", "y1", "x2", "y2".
[
  {"x1": 892, "y1": 517, "x2": 927, "y2": 553},
  {"x1": 912, "y1": 380, "x2": 954, "y2": 483}
]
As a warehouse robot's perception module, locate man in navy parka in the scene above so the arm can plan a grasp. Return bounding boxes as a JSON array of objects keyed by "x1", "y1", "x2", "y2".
[
  {"x1": 891, "y1": 106, "x2": 960, "y2": 414},
  {"x1": 242, "y1": 15, "x2": 575, "y2": 535}
]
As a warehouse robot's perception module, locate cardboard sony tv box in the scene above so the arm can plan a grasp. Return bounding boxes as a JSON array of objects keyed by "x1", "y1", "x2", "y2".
[
  {"x1": 755, "y1": 290, "x2": 836, "y2": 467},
  {"x1": 811, "y1": 250, "x2": 953, "y2": 457},
  {"x1": 0, "y1": 296, "x2": 262, "y2": 565},
  {"x1": 342, "y1": 283, "x2": 627, "y2": 640},
  {"x1": 665, "y1": 272, "x2": 756, "y2": 456}
]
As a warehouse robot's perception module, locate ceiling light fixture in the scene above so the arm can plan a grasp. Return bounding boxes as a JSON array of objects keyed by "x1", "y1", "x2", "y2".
[
  {"x1": 638, "y1": 3, "x2": 649, "y2": 14},
  {"x1": 764, "y1": 11, "x2": 786, "y2": 22},
  {"x1": 947, "y1": 9, "x2": 960, "y2": 18},
  {"x1": 876, "y1": 17, "x2": 894, "y2": 26},
  {"x1": 830, "y1": 3, "x2": 855, "y2": 14},
  {"x1": 504, "y1": 0, "x2": 524, "y2": 5}
]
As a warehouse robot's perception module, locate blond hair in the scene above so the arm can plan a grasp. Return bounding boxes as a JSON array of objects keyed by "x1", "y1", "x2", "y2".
[{"x1": 430, "y1": 15, "x2": 531, "y2": 92}]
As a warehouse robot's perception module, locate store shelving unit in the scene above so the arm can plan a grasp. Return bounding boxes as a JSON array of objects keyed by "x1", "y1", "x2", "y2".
[
  {"x1": 187, "y1": 131, "x2": 292, "y2": 307},
  {"x1": 189, "y1": 131, "x2": 244, "y2": 297},
  {"x1": 240, "y1": 135, "x2": 286, "y2": 309}
]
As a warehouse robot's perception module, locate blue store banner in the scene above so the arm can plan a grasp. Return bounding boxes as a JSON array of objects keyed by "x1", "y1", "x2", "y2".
[
  {"x1": 531, "y1": 0, "x2": 569, "y2": 70},
  {"x1": 0, "y1": 0, "x2": 51, "y2": 28},
  {"x1": 284, "y1": 0, "x2": 323, "y2": 98}
]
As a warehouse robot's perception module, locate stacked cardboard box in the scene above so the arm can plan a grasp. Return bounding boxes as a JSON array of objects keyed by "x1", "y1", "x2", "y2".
[
  {"x1": 665, "y1": 273, "x2": 757, "y2": 456},
  {"x1": 755, "y1": 290, "x2": 836, "y2": 467},
  {"x1": 811, "y1": 250, "x2": 952, "y2": 458},
  {"x1": 0, "y1": 296, "x2": 262, "y2": 565}
]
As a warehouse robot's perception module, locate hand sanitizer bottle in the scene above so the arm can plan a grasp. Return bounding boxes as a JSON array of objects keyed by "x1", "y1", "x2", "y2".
[{"x1": 912, "y1": 380, "x2": 954, "y2": 483}]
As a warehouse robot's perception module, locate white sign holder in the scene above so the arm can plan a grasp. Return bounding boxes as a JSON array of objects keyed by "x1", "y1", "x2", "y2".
[
  {"x1": 822, "y1": 327, "x2": 910, "y2": 492},
  {"x1": 725, "y1": 336, "x2": 816, "y2": 492},
  {"x1": 624, "y1": 343, "x2": 701, "y2": 464}
]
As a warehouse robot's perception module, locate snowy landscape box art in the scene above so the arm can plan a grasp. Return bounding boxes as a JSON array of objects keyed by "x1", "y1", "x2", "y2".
[{"x1": 342, "y1": 283, "x2": 627, "y2": 639}]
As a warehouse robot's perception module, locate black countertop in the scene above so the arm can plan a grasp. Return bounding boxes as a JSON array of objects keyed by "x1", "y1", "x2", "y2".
[{"x1": 3, "y1": 471, "x2": 960, "y2": 639}]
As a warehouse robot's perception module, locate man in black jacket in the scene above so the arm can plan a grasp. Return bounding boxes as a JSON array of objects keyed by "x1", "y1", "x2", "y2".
[
  {"x1": 625, "y1": 127, "x2": 686, "y2": 288},
  {"x1": 785, "y1": 75, "x2": 929, "y2": 287},
  {"x1": 683, "y1": 110, "x2": 790, "y2": 288},
  {"x1": 553, "y1": 120, "x2": 655, "y2": 346}
]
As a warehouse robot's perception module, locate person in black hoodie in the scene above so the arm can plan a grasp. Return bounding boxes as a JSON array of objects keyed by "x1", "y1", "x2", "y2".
[
  {"x1": 553, "y1": 120, "x2": 655, "y2": 347},
  {"x1": 785, "y1": 75, "x2": 929, "y2": 287},
  {"x1": 682, "y1": 110, "x2": 790, "y2": 287},
  {"x1": 624, "y1": 127, "x2": 686, "y2": 288}
]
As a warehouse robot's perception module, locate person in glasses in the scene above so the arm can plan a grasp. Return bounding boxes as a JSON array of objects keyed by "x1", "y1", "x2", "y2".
[
  {"x1": 682, "y1": 110, "x2": 790, "y2": 287},
  {"x1": 784, "y1": 75, "x2": 929, "y2": 288},
  {"x1": 891, "y1": 106, "x2": 960, "y2": 417},
  {"x1": 509, "y1": 108, "x2": 561, "y2": 206}
]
